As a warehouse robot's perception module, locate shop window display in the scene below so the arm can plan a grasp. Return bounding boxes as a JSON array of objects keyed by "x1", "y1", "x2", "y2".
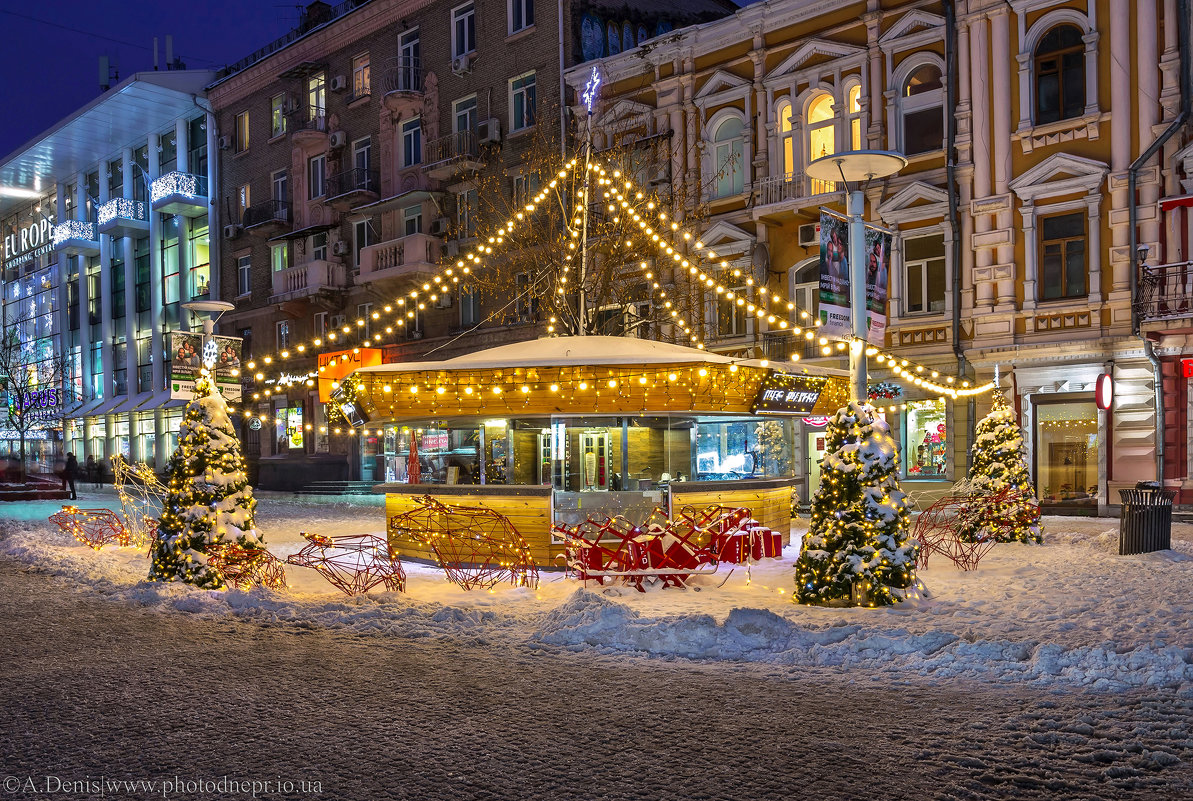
[
  {"x1": 905, "y1": 399, "x2": 947, "y2": 478},
  {"x1": 1035, "y1": 400, "x2": 1097, "y2": 506}
]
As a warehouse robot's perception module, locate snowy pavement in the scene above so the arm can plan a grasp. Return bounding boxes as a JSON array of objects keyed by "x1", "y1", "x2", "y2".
[{"x1": 4, "y1": 491, "x2": 1193, "y2": 695}]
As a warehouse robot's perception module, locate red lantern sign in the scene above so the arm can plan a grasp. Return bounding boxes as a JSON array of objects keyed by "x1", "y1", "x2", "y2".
[{"x1": 1095, "y1": 373, "x2": 1114, "y2": 411}]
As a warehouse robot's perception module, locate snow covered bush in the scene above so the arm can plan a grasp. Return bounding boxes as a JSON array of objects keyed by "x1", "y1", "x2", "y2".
[
  {"x1": 795, "y1": 401, "x2": 917, "y2": 606},
  {"x1": 148, "y1": 372, "x2": 266, "y2": 589},
  {"x1": 961, "y1": 392, "x2": 1043, "y2": 544}
]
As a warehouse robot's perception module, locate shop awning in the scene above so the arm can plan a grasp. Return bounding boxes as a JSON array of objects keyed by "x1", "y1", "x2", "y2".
[
  {"x1": 268, "y1": 222, "x2": 335, "y2": 242},
  {"x1": 69, "y1": 398, "x2": 105, "y2": 418},
  {"x1": 1161, "y1": 194, "x2": 1193, "y2": 212},
  {"x1": 125, "y1": 392, "x2": 156, "y2": 412},
  {"x1": 89, "y1": 396, "x2": 131, "y2": 416}
]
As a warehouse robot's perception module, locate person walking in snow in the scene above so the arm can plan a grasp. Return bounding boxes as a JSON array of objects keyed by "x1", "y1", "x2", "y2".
[{"x1": 64, "y1": 453, "x2": 79, "y2": 501}]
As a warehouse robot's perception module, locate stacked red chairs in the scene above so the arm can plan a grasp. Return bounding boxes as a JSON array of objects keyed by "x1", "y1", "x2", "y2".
[
  {"x1": 48, "y1": 506, "x2": 135, "y2": 550},
  {"x1": 287, "y1": 532, "x2": 405, "y2": 595},
  {"x1": 675, "y1": 505, "x2": 782, "y2": 564},
  {"x1": 388, "y1": 495, "x2": 538, "y2": 591}
]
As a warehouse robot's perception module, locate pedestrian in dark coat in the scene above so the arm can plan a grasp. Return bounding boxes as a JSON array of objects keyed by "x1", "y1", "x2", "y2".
[{"x1": 64, "y1": 453, "x2": 79, "y2": 500}]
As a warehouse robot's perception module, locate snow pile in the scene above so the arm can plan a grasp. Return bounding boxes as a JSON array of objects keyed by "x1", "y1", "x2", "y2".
[{"x1": 6, "y1": 499, "x2": 1193, "y2": 691}]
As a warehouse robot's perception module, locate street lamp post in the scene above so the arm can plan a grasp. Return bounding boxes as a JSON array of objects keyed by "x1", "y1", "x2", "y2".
[
  {"x1": 805, "y1": 151, "x2": 907, "y2": 403},
  {"x1": 577, "y1": 66, "x2": 601, "y2": 337},
  {"x1": 181, "y1": 300, "x2": 235, "y2": 371}
]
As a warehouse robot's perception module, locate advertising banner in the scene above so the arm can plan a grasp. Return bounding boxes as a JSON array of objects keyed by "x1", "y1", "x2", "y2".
[
  {"x1": 169, "y1": 331, "x2": 243, "y2": 401},
  {"x1": 817, "y1": 212, "x2": 891, "y2": 347},
  {"x1": 317, "y1": 347, "x2": 382, "y2": 402}
]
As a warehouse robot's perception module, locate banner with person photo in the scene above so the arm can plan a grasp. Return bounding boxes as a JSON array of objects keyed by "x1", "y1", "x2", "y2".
[
  {"x1": 169, "y1": 331, "x2": 243, "y2": 401},
  {"x1": 817, "y1": 211, "x2": 892, "y2": 347}
]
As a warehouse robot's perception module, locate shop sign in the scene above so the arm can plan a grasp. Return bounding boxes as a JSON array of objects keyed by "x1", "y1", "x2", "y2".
[
  {"x1": 329, "y1": 383, "x2": 369, "y2": 428},
  {"x1": 801, "y1": 416, "x2": 830, "y2": 427},
  {"x1": 248, "y1": 418, "x2": 262, "y2": 431},
  {"x1": 752, "y1": 373, "x2": 826, "y2": 415},
  {"x1": 0, "y1": 428, "x2": 53, "y2": 440},
  {"x1": 317, "y1": 348, "x2": 382, "y2": 402},
  {"x1": 3, "y1": 212, "x2": 55, "y2": 266},
  {"x1": 1182, "y1": 358, "x2": 1193, "y2": 379},
  {"x1": 19, "y1": 387, "x2": 61, "y2": 413},
  {"x1": 1095, "y1": 373, "x2": 1114, "y2": 411}
]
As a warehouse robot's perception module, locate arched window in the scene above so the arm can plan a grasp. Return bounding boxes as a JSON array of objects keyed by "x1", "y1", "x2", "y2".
[
  {"x1": 806, "y1": 93, "x2": 836, "y2": 193},
  {"x1": 711, "y1": 115, "x2": 745, "y2": 198},
  {"x1": 775, "y1": 100, "x2": 795, "y2": 176},
  {"x1": 1034, "y1": 25, "x2": 1085, "y2": 124},
  {"x1": 900, "y1": 63, "x2": 944, "y2": 155},
  {"x1": 846, "y1": 84, "x2": 863, "y2": 150},
  {"x1": 607, "y1": 22, "x2": 621, "y2": 56},
  {"x1": 790, "y1": 258, "x2": 819, "y2": 322}
]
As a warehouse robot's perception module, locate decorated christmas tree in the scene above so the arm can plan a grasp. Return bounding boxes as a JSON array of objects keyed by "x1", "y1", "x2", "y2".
[
  {"x1": 795, "y1": 401, "x2": 917, "y2": 606},
  {"x1": 961, "y1": 392, "x2": 1043, "y2": 544},
  {"x1": 148, "y1": 371, "x2": 266, "y2": 588}
]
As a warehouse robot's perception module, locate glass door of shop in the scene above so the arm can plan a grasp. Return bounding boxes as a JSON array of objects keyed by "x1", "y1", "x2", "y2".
[{"x1": 1034, "y1": 399, "x2": 1098, "y2": 508}]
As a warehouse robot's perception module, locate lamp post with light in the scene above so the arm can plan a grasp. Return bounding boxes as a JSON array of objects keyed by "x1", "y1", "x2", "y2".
[
  {"x1": 181, "y1": 299, "x2": 235, "y2": 374},
  {"x1": 805, "y1": 151, "x2": 906, "y2": 404},
  {"x1": 576, "y1": 66, "x2": 601, "y2": 337}
]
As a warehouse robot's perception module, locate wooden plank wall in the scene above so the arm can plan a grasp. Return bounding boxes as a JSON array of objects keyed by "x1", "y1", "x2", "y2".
[
  {"x1": 670, "y1": 485, "x2": 794, "y2": 544},
  {"x1": 385, "y1": 492, "x2": 559, "y2": 567}
]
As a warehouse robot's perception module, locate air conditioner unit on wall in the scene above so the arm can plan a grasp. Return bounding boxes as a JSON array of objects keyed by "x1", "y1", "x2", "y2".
[
  {"x1": 223, "y1": 224, "x2": 241, "y2": 239},
  {"x1": 451, "y1": 54, "x2": 472, "y2": 75},
  {"x1": 330, "y1": 75, "x2": 348, "y2": 92},
  {"x1": 329, "y1": 131, "x2": 347, "y2": 148},
  {"x1": 477, "y1": 118, "x2": 501, "y2": 144},
  {"x1": 329, "y1": 314, "x2": 346, "y2": 329},
  {"x1": 429, "y1": 217, "x2": 449, "y2": 236},
  {"x1": 798, "y1": 222, "x2": 820, "y2": 248},
  {"x1": 217, "y1": 135, "x2": 230, "y2": 150},
  {"x1": 331, "y1": 240, "x2": 349, "y2": 256}
]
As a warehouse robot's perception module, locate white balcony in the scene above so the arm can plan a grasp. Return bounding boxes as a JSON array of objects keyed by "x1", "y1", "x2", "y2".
[
  {"x1": 270, "y1": 259, "x2": 347, "y2": 302},
  {"x1": 150, "y1": 171, "x2": 209, "y2": 217},
  {"x1": 358, "y1": 232, "x2": 441, "y2": 286},
  {"x1": 755, "y1": 171, "x2": 837, "y2": 209},
  {"x1": 97, "y1": 197, "x2": 149, "y2": 237},
  {"x1": 52, "y1": 220, "x2": 99, "y2": 256}
]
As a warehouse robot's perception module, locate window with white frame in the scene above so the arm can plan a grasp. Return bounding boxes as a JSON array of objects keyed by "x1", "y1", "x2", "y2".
[
  {"x1": 510, "y1": 72, "x2": 536, "y2": 132},
  {"x1": 902, "y1": 233, "x2": 946, "y2": 315},
  {"x1": 509, "y1": 0, "x2": 533, "y2": 33},
  {"x1": 717, "y1": 286, "x2": 748, "y2": 338},
  {"x1": 270, "y1": 243, "x2": 289, "y2": 272},
  {"x1": 512, "y1": 172, "x2": 539, "y2": 207},
  {"x1": 452, "y1": 2, "x2": 476, "y2": 58},
  {"x1": 1034, "y1": 25, "x2": 1085, "y2": 124},
  {"x1": 307, "y1": 73, "x2": 326, "y2": 119},
  {"x1": 358, "y1": 303, "x2": 373, "y2": 338},
  {"x1": 399, "y1": 29, "x2": 421, "y2": 91},
  {"x1": 353, "y1": 218, "x2": 374, "y2": 267},
  {"x1": 402, "y1": 118, "x2": 421, "y2": 166},
  {"x1": 454, "y1": 95, "x2": 478, "y2": 133},
  {"x1": 352, "y1": 53, "x2": 371, "y2": 98},
  {"x1": 460, "y1": 286, "x2": 480, "y2": 327},
  {"x1": 846, "y1": 83, "x2": 863, "y2": 150},
  {"x1": 353, "y1": 137, "x2": 372, "y2": 187},
  {"x1": 308, "y1": 153, "x2": 326, "y2": 199},
  {"x1": 272, "y1": 170, "x2": 288, "y2": 203},
  {"x1": 276, "y1": 320, "x2": 290, "y2": 350},
  {"x1": 775, "y1": 100, "x2": 795, "y2": 176},
  {"x1": 806, "y1": 93, "x2": 835, "y2": 166},
  {"x1": 900, "y1": 62, "x2": 944, "y2": 156},
  {"x1": 311, "y1": 232, "x2": 328, "y2": 261},
  {"x1": 313, "y1": 311, "x2": 327, "y2": 339},
  {"x1": 789, "y1": 259, "x2": 819, "y2": 323},
  {"x1": 710, "y1": 114, "x2": 745, "y2": 199},
  {"x1": 457, "y1": 188, "x2": 478, "y2": 238},
  {"x1": 270, "y1": 94, "x2": 287, "y2": 137},
  {"x1": 403, "y1": 205, "x2": 423, "y2": 236},
  {"x1": 235, "y1": 111, "x2": 249, "y2": 152},
  {"x1": 237, "y1": 255, "x2": 251, "y2": 296}
]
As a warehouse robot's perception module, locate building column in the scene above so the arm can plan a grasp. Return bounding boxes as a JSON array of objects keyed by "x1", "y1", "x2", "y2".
[
  {"x1": 1109, "y1": 0, "x2": 1132, "y2": 293},
  {"x1": 98, "y1": 166, "x2": 114, "y2": 407},
  {"x1": 206, "y1": 109, "x2": 221, "y2": 301},
  {"x1": 990, "y1": 8, "x2": 1014, "y2": 308},
  {"x1": 147, "y1": 133, "x2": 164, "y2": 402},
  {"x1": 1136, "y1": 0, "x2": 1161, "y2": 255},
  {"x1": 968, "y1": 13, "x2": 994, "y2": 311},
  {"x1": 121, "y1": 149, "x2": 137, "y2": 402},
  {"x1": 175, "y1": 118, "x2": 190, "y2": 322}
]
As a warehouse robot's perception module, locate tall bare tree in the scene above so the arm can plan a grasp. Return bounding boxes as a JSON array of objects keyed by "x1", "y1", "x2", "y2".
[{"x1": 0, "y1": 310, "x2": 67, "y2": 482}]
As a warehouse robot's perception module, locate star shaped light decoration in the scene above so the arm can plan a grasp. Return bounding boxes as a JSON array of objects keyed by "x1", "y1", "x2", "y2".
[{"x1": 582, "y1": 66, "x2": 601, "y2": 114}]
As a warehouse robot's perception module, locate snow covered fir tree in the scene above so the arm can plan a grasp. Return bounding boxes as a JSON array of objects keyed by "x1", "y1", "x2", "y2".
[
  {"x1": 148, "y1": 371, "x2": 267, "y2": 589},
  {"x1": 795, "y1": 401, "x2": 917, "y2": 607},
  {"x1": 959, "y1": 392, "x2": 1043, "y2": 544}
]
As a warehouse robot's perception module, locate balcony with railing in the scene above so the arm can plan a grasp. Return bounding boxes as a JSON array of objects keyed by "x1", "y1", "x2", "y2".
[
  {"x1": 755, "y1": 171, "x2": 836, "y2": 211},
  {"x1": 382, "y1": 57, "x2": 424, "y2": 96},
  {"x1": 96, "y1": 197, "x2": 148, "y2": 237},
  {"x1": 288, "y1": 110, "x2": 328, "y2": 144},
  {"x1": 1136, "y1": 262, "x2": 1193, "y2": 330},
  {"x1": 52, "y1": 219, "x2": 99, "y2": 256},
  {"x1": 150, "y1": 171, "x2": 209, "y2": 217},
  {"x1": 326, "y1": 168, "x2": 379, "y2": 207},
  {"x1": 423, "y1": 131, "x2": 483, "y2": 180},
  {"x1": 269, "y1": 259, "x2": 348, "y2": 303},
  {"x1": 358, "y1": 232, "x2": 442, "y2": 286},
  {"x1": 242, "y1": 199, "x2": 291, "y2": 233}
]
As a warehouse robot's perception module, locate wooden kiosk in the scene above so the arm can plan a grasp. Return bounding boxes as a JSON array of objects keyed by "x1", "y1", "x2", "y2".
[{"x1": 344, "y1": 337, "x2": 848, "y2": 566}]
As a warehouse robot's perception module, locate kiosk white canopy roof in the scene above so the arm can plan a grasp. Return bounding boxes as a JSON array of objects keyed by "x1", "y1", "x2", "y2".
[{"x1": 356, "y1": 336, "x2": 847, "y2": 376}]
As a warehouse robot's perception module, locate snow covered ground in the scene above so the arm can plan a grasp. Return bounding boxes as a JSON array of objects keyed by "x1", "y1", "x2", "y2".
[{"x1": 4, "y1": 489, "x2": 1193, "y2": 693}]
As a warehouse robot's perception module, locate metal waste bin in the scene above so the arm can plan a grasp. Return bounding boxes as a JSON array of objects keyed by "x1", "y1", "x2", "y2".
[{"x1": 1118, "y1": 481, "x2": 1175, "y2": 555}]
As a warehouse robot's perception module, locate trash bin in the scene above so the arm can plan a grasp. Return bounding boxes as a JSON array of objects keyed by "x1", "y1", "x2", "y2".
[{"x1": 1118, "y1": 481, "x2": 1175, "y2": 555}]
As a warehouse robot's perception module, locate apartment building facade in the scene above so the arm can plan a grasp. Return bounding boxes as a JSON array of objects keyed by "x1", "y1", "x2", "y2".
[
  {"x1": 0, "y1": 70, "x2": 218, "y2": 472},
  {"x1": 568, "y1": 0, "x2": 1192, "y2": 510},
  {"x1": 209, "y1": 0, "x2": 734, "y2": 489}
]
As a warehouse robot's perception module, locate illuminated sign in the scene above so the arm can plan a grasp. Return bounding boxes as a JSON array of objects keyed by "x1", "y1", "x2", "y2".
[
  {"x1": 1096, "y1": 373, "x2": 1114, "y2": 411},
  {"x1": 317, "y1": 347, "x2": 382, "y2": 402},
  {"x1": 1182, "y1": 359, "x2": 1193, "y2": 379},
  {"x1": 3, "y1": 211, "x2": 55, "y2": 265},
  {"x1": 752, "y1": 373, "x2": 827, "y2": 415}
]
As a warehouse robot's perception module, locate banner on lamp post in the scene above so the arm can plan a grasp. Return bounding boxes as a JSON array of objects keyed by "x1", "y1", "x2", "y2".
[
  {"x1": 817, "y1": 211, "x2": 891, "y2": 347},
  {"x1": 169, "y1": 331, "x2": 243, "y2": 401}
]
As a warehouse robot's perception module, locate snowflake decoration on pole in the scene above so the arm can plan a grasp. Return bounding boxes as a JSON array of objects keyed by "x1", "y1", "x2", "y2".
[{"x1": 581, "y1": 66, "x2": 601, "y2": 114}]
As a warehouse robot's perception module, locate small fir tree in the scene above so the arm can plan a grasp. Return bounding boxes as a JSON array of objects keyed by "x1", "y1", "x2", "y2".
[
  {"x1": 795, "y1": 401, "x2": 917, "y2": 606},
  {"x1": 961, "y1": 392, "x2": 1043, "y2": 544},
  {"x1": 148, "y1": 371, "x2": 265, "y2": 588}
]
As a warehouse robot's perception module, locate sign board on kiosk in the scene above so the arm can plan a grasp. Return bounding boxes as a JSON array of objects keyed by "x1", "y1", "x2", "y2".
[
  {"x1": 317, "y1": 348, "x2": 382, "y2": 402},
  {"x1": 752, "y1": 373, "x2": 828, "y2": 415}
]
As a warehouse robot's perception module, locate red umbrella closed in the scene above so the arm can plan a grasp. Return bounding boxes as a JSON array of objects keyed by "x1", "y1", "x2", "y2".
[{"x1": 407, "y1": 432, "x2": 421, "y2": 484}]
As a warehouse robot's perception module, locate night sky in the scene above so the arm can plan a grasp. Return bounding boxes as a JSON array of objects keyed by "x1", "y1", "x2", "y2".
[{"x1": 0, "y1": 1, "x2": 298, "y2": 159}]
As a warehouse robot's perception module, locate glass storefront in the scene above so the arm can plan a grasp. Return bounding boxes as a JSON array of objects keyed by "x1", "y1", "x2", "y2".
[
  {"x1": 904, "y1": 398, "x2": 947, "y2": 478},
  {"x1": 1035, "y1": 400, "x2": 1098, "y2": 507}
]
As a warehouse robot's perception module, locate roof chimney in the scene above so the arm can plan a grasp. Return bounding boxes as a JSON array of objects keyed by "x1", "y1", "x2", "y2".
[
  {"x1": 99, "y1": 56, "x2": 110, "y2": 92},
  {"x1": 166, "y1": 35, "x2": 174, "y2": 70}
]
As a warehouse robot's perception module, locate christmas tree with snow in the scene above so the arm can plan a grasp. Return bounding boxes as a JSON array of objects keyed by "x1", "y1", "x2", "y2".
[
  {"x1": 148, "y1": 371, "x2": 266, "y2": 588},
  {"x1": 795, "y1": 401, "x2": 917, "y2": 606},
  {"x1": 960, "y1": 392, "x2": 1043, "y2": 544}
]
